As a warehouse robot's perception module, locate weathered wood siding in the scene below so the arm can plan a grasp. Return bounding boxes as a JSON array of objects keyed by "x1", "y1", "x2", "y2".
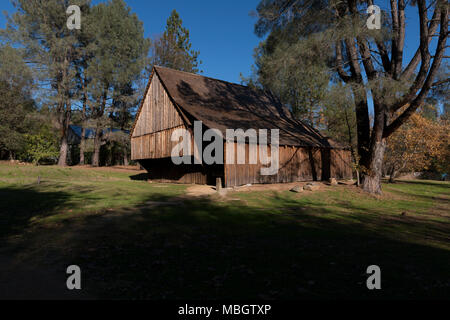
[
  {"x1": 131, "y1": 73, "x2": 187, "y2": 160},
  {"x1": 132, "y1": 125, "x2": 195, "y2": 160},
  {"x1": 330, "y1": 149, "x2": 353, "y2": 180},
  {"x1": 132, "y1": 74, "x2": 184, "y2": 138},
  {"x1": 224, "y1": 142, "x2": 352, "y2": 187}
]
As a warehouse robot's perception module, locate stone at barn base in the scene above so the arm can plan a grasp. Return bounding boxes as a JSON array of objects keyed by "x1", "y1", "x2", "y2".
[
  {"x1": 339, "y1": 179, "x2": 356, "y2": 185},
  {"x1": 303, "y1": 183, "x2": 320, "y2": 191},
  {"x1": 329, "y1": 178, "x2": 338, "y2": 185},
  {"x1": 290, "y1": 185, "x2": 303, "y2": 193}
]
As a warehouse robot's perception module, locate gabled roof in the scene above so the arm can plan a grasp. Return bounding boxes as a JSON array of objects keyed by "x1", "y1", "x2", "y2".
[
  {"x1": 69, "y1": 125, "x2": 96, "y2": 139},
  {"x1": 70, "y1": 125, "x2": 129, "y2": 139},
  {"x1": 135, "y1": 65, "x2": 344, "y2": 148}
]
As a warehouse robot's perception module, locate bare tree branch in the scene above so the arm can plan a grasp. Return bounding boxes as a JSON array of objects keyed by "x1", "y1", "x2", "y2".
[
  {"x1": 393, "y1": 0, "x2": 406, "y2": 79},
  {"x1": 348, "y1": 0, "x2": 377, "y2": 80},
  {"x1": 335, "y1": 41, "x2": 352, "y2": 82},
  {"x1": 401, "y1": 7, "x2": 441, "y2": 79},
  {"x1": 384, "y1": 4, "x2": 448, "y2": 138},
  {"x1": 391, "y1": 0, "x2": 433, "y2": 112},
  {"x1": 432, "y1": 77, "x2": 450, "y2": 87}
]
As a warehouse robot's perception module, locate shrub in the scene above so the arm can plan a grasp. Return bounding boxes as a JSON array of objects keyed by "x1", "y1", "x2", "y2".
[{"x1": 22, "y1": 133, "x2": 59, "y2": 165}]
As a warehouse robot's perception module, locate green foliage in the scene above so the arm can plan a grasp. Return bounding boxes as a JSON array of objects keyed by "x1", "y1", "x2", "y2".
[
  {"x1": 2, "y1": 0, "x2": 149, "y2": 166},
  {"x1": 429, "y1": 61, "x2": 449, "y2": 120},
  {"x1": 3, "y1": 0, "x2": 90, "y2": 102},
  {"x1": 85, "y1": 0, "x2": 149, "y2": 94},
  {"x1": 22, "y1": 132, "x2": 60, "y2": 165},
  {"x1": 0, "y1": 45, "x2": 35, "y2": 159},
  {"x1": 251, "y1": 0, "x2": 448, "y2": 193},
  {"x1": 80, "y1": 0, "x2": 149, "y2": 166},
  {"x1": 151, "y1": 10, "x2": 201, "y2": 73},
  {"x1": 321, "y1": 83, "x2": 357, "y2": 147},
  {"x1": 250, "y1": 34, "x2": 330, "y2": 124},
  {"x1": 2, "y1": 0, "x2": 92, "y2": 165}
]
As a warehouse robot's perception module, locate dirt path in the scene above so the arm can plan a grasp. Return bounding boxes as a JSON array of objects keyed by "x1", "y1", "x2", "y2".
[{"x1": 185, "y1": 185, "x2": 218, "y2": 197}]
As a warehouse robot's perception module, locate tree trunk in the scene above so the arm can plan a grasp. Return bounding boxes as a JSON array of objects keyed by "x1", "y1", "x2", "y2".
[
  {"x1": 80, "y1": 76, "x2": 88, "y2": 165},
  {"x1": 58, "y1": 135, "x2": 69, "y2": 166},
  {"x1": 91, "y1": 90, "x2": 108, "y2": 167},
  {"x1": 57, "y1": 109, "x2": 70, "y2": 167},
  {"x1": 92, "y1": 127, "x2": 102, "y2": 167},
  {"x1": 80, "y1": 129, "x2": 86, "y2": 165},
  {"x1": 361, "y1": 139, "x2": 386, "y2": 194},
  {"x1": 123, "y1": 151, "x2": 129, "y2": 166},
  {"x1": 382, "y1": 166, "x2": 387, "y2": 178},
  {"x1": 388, "y1": 165, "x2": 397, "y2": 183}
]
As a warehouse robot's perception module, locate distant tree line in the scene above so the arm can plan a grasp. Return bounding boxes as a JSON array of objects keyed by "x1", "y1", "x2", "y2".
[{"x1": 0, "y1": 0, "x2": 200, "y2": 167}]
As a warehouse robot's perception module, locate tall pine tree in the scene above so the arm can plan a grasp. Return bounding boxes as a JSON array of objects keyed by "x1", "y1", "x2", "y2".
[
  {"x1": 84, "y1": 0, "x2": 149, "y2": 167},
  {"x1": 151, "y1": 10, "x2": 201, "y2": 73},
  {"x1": 2, "y1": 0, "x2": 90, "y2": 166}
]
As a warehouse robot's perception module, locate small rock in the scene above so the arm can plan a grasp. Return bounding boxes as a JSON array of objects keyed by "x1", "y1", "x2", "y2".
[
  {"x1": 304, "y1": 184, "x2": 320, "y2": 191},
  {"x1": 290, "y1": 185, "x2": 303, "y2": 193},
  {"x1": 329, "y1": 178, "x2": 338, "y2": 185},
  {"x1": 339, "y1": 179, "x2": 355, "y2": 185}
]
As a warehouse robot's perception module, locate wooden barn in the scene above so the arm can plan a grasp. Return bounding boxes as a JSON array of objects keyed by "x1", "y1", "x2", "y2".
[{"x1": 131, "y1": 66, "x2": 352, "y2": 187}]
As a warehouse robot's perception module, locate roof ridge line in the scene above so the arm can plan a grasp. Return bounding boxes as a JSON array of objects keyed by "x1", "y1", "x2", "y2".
[{"x1": 154, "y1": 65, "x2": 250, "y2": 89}]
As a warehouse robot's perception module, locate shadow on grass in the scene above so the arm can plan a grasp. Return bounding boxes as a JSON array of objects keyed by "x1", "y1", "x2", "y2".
[
  {"x1": 0, "y1": 186, "x2": 72, "y2": 239},
  {"x1": 129, "y1": 173, "x2": 149, "y2": 181},
  {"x1": 1, "y1": 186, "x2": 449, "y2": 300}
]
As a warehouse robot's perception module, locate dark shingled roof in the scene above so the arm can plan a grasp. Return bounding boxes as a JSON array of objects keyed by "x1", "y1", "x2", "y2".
[{"x1": 147, "y1": 66, "x2": 345, "y2": 148}]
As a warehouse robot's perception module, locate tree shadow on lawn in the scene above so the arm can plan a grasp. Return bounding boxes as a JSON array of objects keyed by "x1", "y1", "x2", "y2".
[
  {"x1": 1, "y1": 187, "x2": 449, "y2": 300},
  {"x1": 129, "y1": 173, "x2": 149, "y2": 181},
  {"x1": 0, "y1": 185, "x2": 75, "y2": 240}
]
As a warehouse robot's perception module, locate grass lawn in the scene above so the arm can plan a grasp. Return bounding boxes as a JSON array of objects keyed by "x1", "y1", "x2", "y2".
[{"x1": 0, "y1": 162, "x2": 449, "y2": 299}]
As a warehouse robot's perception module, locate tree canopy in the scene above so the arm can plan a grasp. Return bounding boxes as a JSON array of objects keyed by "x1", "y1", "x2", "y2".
[
  {"x1": 251, "y1": 0, "x2": 449, "y2": 193},
  {"x1": 151, "y1": 9, "x2": 201, "y2": 73}
]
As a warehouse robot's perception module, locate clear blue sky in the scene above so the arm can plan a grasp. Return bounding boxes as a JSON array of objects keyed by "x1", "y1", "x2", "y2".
[
  {"x1": 0, "y1": 0, "x2": 439, "y2": 85},
  {"x1": 0, "y1": 0, "x2": 261, "y2": 84},
  {"x1": 118, "y1": 0, "x2": 262, "y2": 83}
]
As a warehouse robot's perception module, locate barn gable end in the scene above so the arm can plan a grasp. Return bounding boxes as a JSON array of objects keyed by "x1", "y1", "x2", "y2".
[
  {"x1": 131, "y1": 72, "x2": 190, "y2": 161},
  {"x1": 132, "y1": 72, "x2": 184, "y2": 138}
]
